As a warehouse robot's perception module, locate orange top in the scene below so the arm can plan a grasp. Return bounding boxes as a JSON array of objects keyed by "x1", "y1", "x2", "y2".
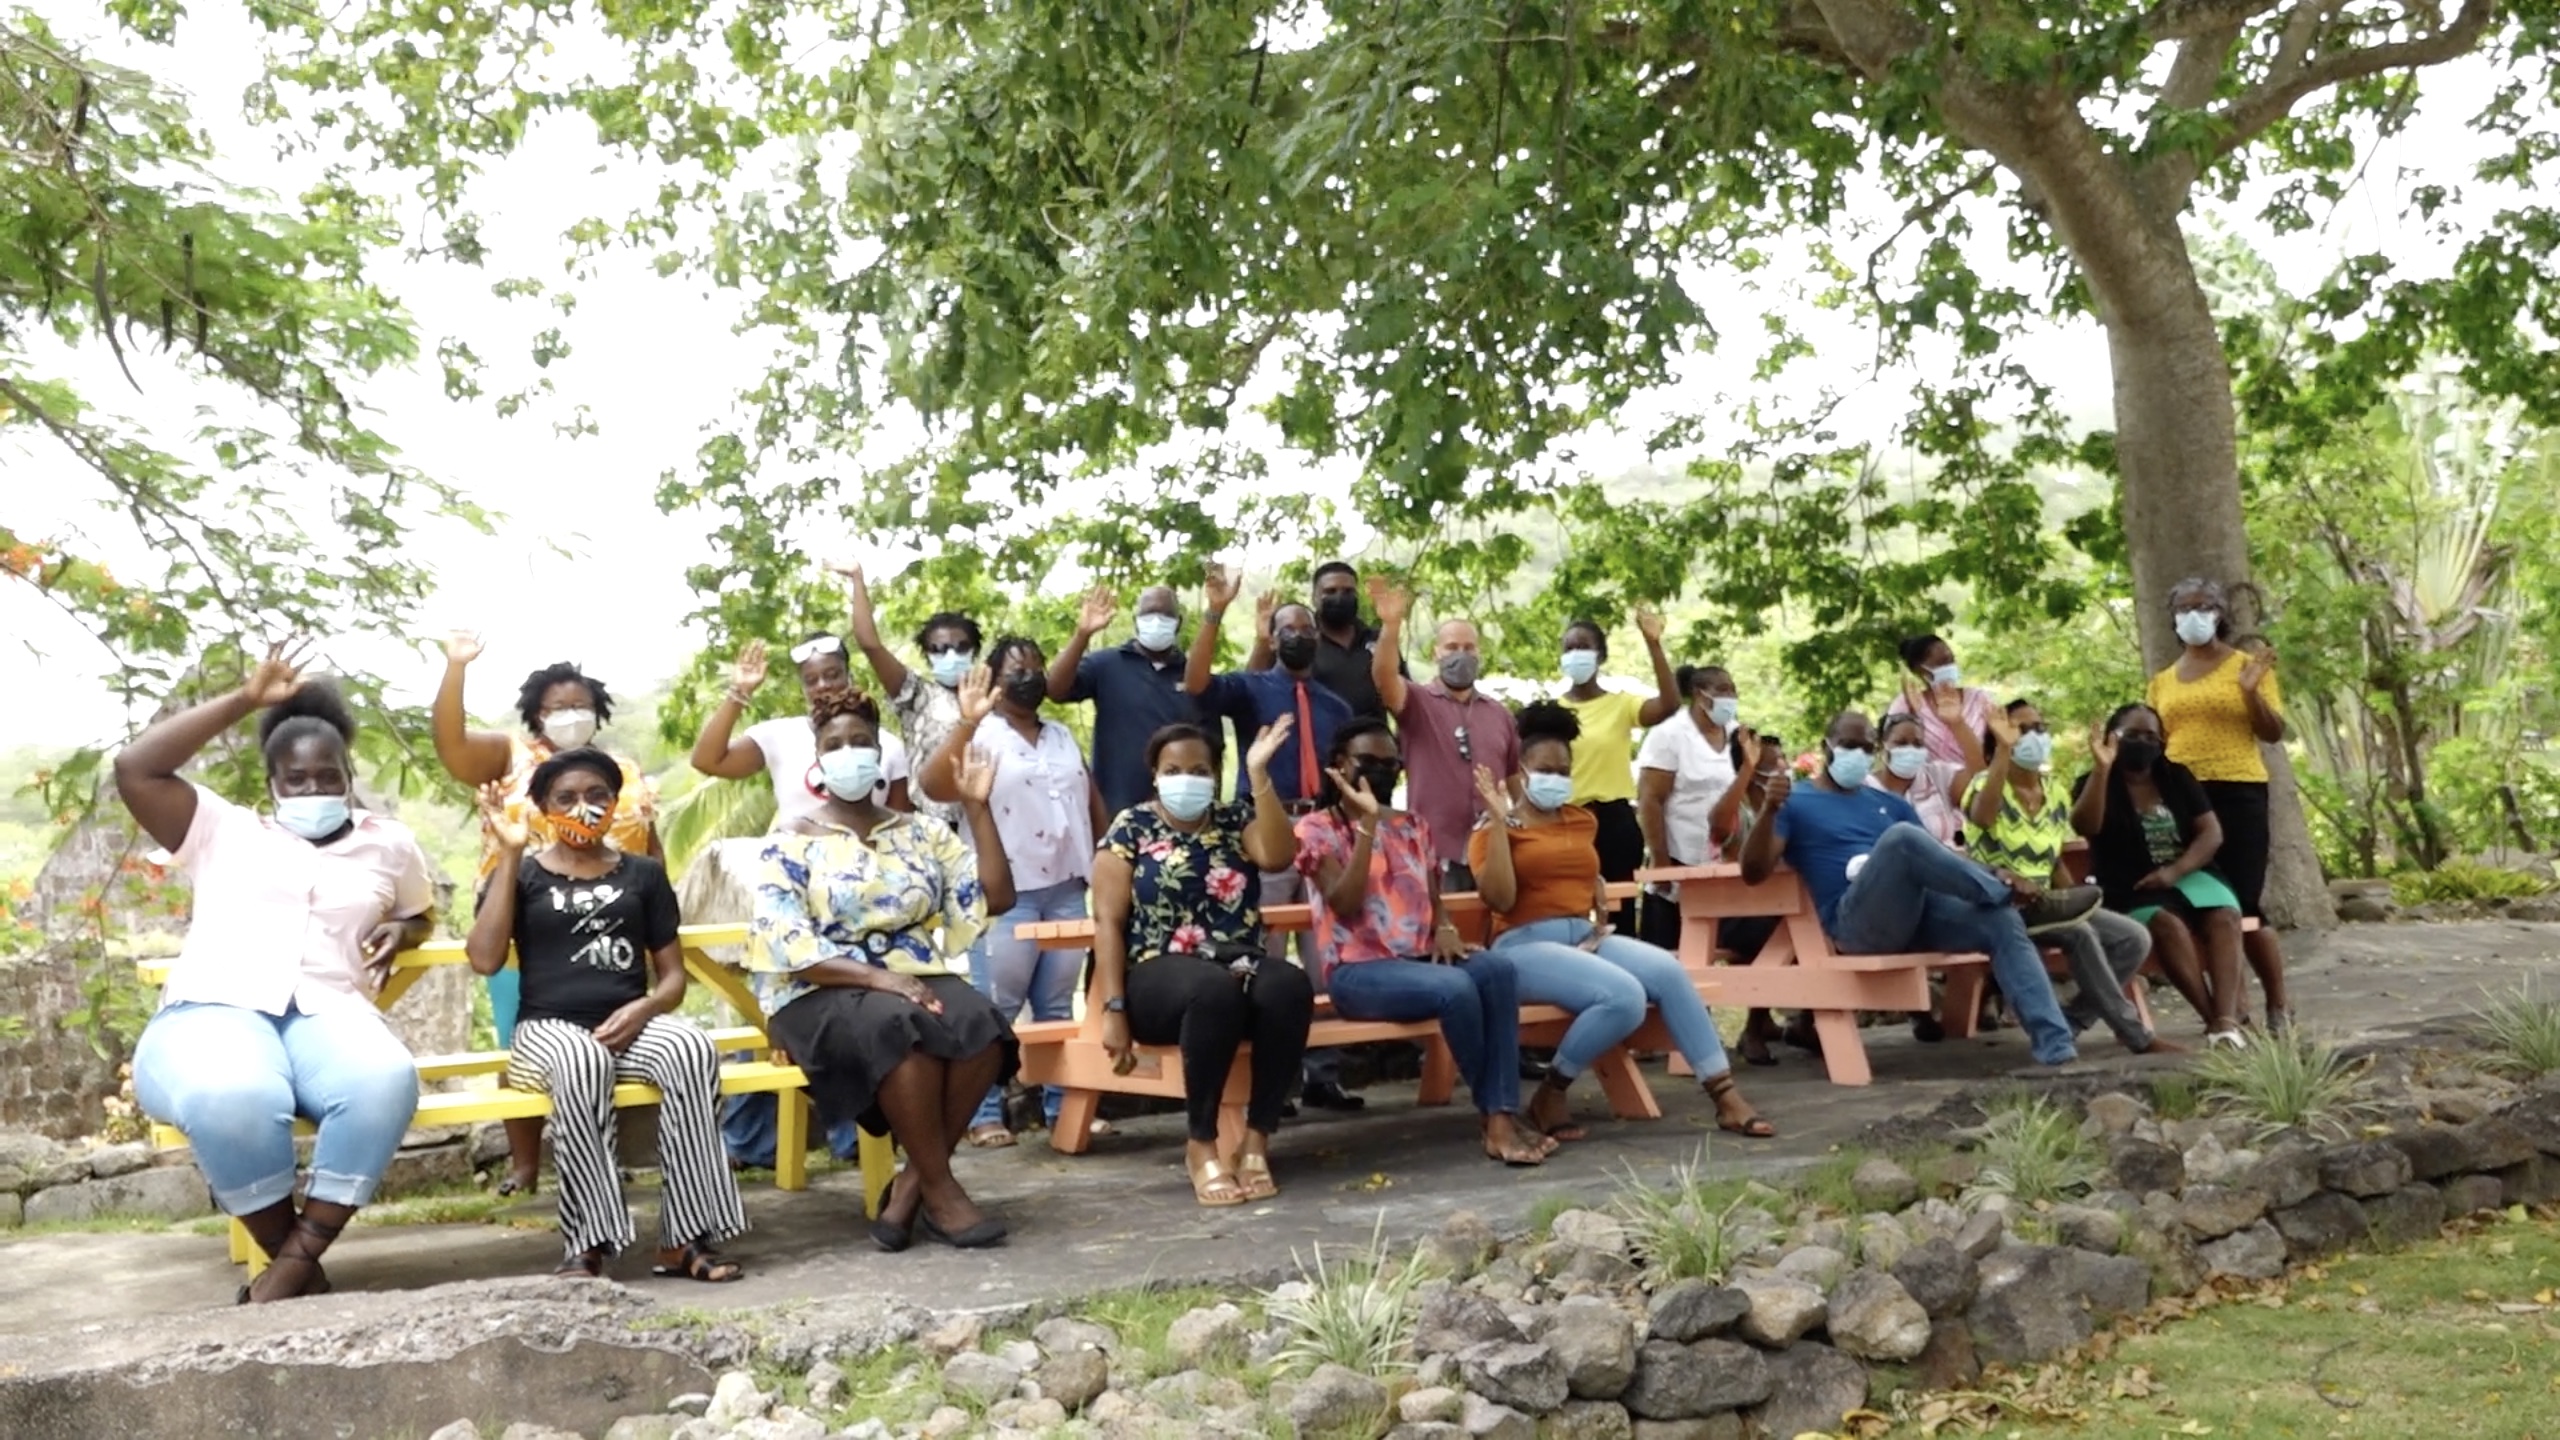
[{"x1": 1469, "y1": 805, "x2": 1602, "y2": 934}]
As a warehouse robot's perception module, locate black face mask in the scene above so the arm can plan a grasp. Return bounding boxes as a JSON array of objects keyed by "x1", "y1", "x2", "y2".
[
  {"x1": 1276, "y1": 633, "x2": 1319, "y2": 669},
  {"x1": 1316, "y1": 593, "x2": 1360, "y2": 628},
  {"x1": 1353, "y1": 759, "x2": 1402, "y2": 803},
  {"x1": 2116, "y1": 736, "x2": 2163, "y2": 770},
  {"x1": 1001, "y1": 672, "x2": 1047, "y2": 711}
]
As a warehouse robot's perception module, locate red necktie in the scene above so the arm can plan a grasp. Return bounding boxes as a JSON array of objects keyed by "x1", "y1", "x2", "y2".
[{"x1": 1295, "y1": 679, "x2": 1320, "y2": 800}]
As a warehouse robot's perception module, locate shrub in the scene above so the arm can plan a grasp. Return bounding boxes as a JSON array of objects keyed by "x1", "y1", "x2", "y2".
[
  {"x1": 2471, "y1": 984, "x2": 2560, "y2": 1080},
  {"x1": 1262, "y1": 1219, "x2": 1422, "y2": 1377},
  {"x1": 1960, "y1": 1095, "x2": 2105, "y2": 1207},
  {"x1": 2195, "y1": 1028, "x2": 2375, "y2": 1140},
  {"x1": 1612, "y1": 1151, "x2": 1772, "y2": 1283},
  {"x1": 2389, "y1": 862, "x2": 2553, "y2": 907}
]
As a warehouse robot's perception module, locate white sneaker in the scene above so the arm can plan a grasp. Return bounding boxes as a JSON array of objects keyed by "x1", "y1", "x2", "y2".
[{"x1": 2207, "y1": 1027, "x2": 2250, "y2": 1052}]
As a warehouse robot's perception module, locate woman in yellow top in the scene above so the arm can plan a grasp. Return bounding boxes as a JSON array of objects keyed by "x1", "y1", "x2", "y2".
[
  {"x1": 2143, "y1": 577, "x2": 2291, "y2": 1032},
  {"x1": 1556, "y1": 608, "x2": 1680, "y2": 928}
]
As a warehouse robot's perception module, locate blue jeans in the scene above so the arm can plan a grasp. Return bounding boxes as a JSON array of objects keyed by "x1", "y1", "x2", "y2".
[
  {"x1": 1830, "y1": 825, "x2": 2077, "y2": 1065},
  {"x1": 132, "y1": 1002, "x2": 418, "y2": 1213},
  {"x1": 719, "y1": 1092, "x2": 866, "y2": 1168},
  {"x1": 1496, "y1": 917, "x2": 1733, "y2": 1082},
  {"x1": 970, "y1": 878, "x2": 1089, "y2": 1129},
  {"x1": 1325, "y1": 954, "x2": 1523, "y2": 1114}
]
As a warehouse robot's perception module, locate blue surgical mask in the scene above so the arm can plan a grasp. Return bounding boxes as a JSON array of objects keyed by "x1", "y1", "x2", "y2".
[
  {"x1": 2010, "y1": 731, "x2": 2054, "y2": 770},
  {"x1": 818, "y1": 746, "x2": 882, "y2": 801},
  {"x1": 2173, "y1": 610, "x2": 2219, "y2": 647},
  {"x1": 928, "y1": 650, "x2": 973, "y2": 687},
  {"x1": 1826, "y1": 748, "x2": 1874, "y2": 789},
  {"x1": 273, "y1": 794, "x2": 350, "y2": 841},
  {"x1": 1929, "y1": 663, "x2": 1961, "y2": 688},
  {"x1": 1157, "y1": 774, "x2": 1216, "y2": 822},
  {"x1": 1135, "y1": 614, "x2": 1179, "y2": 652},
  {"x1": 1886, "y1": 745, "x2": 1928, "y2": 780},
  {"x1": 1560, "y1": 649, "x2": 1600, "y2": 685},
  {"x1": 1523, "y1": 772, "x2": 1576, "y2": 812},
  {"x1": 1709, "y1": 696, "x2": 1739, "y2": 729}
]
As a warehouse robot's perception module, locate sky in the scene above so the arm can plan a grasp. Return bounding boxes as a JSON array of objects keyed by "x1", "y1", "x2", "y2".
[{"x1": 0, "y1": 6, "x2": 2515, "y2": 752}]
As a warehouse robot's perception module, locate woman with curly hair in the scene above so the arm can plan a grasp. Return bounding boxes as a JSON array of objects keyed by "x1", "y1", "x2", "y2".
[
  {"x1": 117, "y1": 645, "x2": 434, "y2": 1302},
  {"x1": 1473, "y1": 701, "x2": 1773, "y2": 1141},
  {"x1": 433, "y1": 632, "x2": 660, "y2": 1195}
]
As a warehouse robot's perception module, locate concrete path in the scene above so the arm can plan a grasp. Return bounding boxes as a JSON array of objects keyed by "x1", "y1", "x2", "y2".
[{"x1": 6, "y1": 918, "x2": 2554, "y2": 1349}]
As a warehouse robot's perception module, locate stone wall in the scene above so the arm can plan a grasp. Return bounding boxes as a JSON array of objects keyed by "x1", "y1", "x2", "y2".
[{"x1": 0, "y1": 947, "x2": 126, "y2": 1138}]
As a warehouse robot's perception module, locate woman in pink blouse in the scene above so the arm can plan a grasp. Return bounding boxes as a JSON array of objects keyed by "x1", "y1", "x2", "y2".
[
  {"x1": 115, "y1": 647, "x2": 434, "y2": 1303},
  {"x1": 1883, "y1": 633, "x2": 1995, "y2": 768}
]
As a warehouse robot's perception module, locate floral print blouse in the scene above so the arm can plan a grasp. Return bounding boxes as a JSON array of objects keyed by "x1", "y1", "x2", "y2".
[
  {"x1": 748, "y1": 813, "x2": 986, "y2": 1011},
  {"x1": 1294, "y1": 809, "x2": 1438, "y2": 971},
  {"x1": 1101, "y1": 801, "x2": 1263, "y2": 960}
]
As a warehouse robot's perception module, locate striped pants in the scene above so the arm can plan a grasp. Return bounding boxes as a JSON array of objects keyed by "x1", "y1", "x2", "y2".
[{"x1": 506, "y1": 1016, "x2": 748, "y2": 1261}]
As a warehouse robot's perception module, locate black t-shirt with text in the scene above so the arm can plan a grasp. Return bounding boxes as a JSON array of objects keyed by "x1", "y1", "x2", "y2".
[{"x1": 510, "y1": 852, "x2": 682, "y2": 1029}]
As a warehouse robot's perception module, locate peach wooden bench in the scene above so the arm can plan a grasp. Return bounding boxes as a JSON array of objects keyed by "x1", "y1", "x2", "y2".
[{"x1": 1006, "y1": 885, "x2": 1667, "y2": 1155}]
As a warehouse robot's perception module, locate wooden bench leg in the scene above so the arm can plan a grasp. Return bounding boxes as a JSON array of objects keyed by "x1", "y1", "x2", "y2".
[
  {"x1": 775, "y1": 1091, "x2": 809, "y2": 1193},
  {"x1": 1418, "y1": 1036, "x2": 1458, "y2": 1107},
  {"x1": 1812, "y1": 1010, "x2": 1872, "y2": 1086},
  {"x1": 1939, "y1": 968, "x2": 1987, "y2": 1041},
  {"x1": 1587, "y1": 1048, "x2": 1663, "y2": 1121},
  {"x1": 1049, "y1": 1087, "x2": 1102, "y2": 1155},
  {"x1": 857, "y1": 1127, "x2": 895, "y2": 1217}
]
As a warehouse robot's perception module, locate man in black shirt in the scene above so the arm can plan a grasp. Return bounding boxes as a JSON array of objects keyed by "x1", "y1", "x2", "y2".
[{"x1": 1248, "y1": 560, "x2": 1405, "y2": 725}]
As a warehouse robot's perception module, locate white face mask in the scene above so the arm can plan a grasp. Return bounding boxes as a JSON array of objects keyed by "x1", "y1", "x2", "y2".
[
  {"x1": 1134, "y1": 613, "x2": 1180, "y2": 652},
  {"x1": 1886, "y1": 745, "x2": 1928, "y2": 780},
  {"x1": 2173, "y1": 609, "x2": 2219, "y2": 647},
  {"x1": 541, "y1": 709, "x2": 597, "y2": 749},
  {"x1": 1559, "y1": 649, "x2": 1600, "y2": 685}
]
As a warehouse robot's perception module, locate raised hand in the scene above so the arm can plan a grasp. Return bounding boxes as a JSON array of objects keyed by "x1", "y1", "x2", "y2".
[
  {"x1": 1367, "y1": 575, "x2": 1411, "y2": 626},
  {"x1": 2089, "y1": 719, "x2": 2119, "y2": 768},
  {"x1": 1899, "y1": 678, "x2": 1927, "y2": 723},
  {"x1": 477, "y1": 780, "x2": 532, "y2": 850},
  {"x1": 1930, "y1": 682, "x2": 1967, "y2": 722},
  {"x1": 834, "y1": 562, "x2": 878, "y2": 631},
  {"x1": 1254, "y1": 589, "x2": 1277, "y2": 634},
  {"x1": 1327, "y1": 763, "x2": 1381, "y2": 819},
  {"x1": 1077, "y1": 584, "x2": 1118, "y2": 638},
  {"x1": 1203, "y1": 562, "x2": 1242, "y2": 613},
  {"x1": 242, "y1": 640, "x2": 313, "y2": 708},
  {"x1": 1245, "y1": 713, "x2": 1297, "y2": 775},
  {"x1": 953, "y1": 743, "x2": 999, "y2": 806},
  {"x1": 732, "y1": 639, "x2": 770, "y2": 694},
  {"x1": 1472, "y1": 764, "x2": 1511, "y2": 824},
  {"x1": 2239, "y1": 647, "x2": 2276, "y2": 694},
  {"x1": 1634, "y1": 605, "x2": 1665, "y2": 642},
  {"x1": 1985, "y1": 705, "x2": 2021, "y2": 749},
  {"x1": 1734, "y1": 726, "x2": 1764, "y2": 777},
  {"x1": 443, "y1": 630, "x2": 484, "y2": 667}
]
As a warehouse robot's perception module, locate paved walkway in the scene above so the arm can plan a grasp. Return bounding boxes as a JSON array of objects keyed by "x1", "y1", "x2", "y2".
[{"x1": 6, "y1": 918, "x2": 2554, "y2": 1349}]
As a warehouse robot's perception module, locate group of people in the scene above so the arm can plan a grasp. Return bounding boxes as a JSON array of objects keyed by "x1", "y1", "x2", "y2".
[{"x1": 117, "y1": 555, "x2": 2293, "y2": 1294}]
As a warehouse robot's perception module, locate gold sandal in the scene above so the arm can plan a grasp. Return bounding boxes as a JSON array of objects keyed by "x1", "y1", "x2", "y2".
[
  {"x1": 1235, "y1": 1152, "x2": 1278, "y2": 1201},
  {"x1": 1190, "y1": 1157, "x2": 1249, "y2": 1208}
]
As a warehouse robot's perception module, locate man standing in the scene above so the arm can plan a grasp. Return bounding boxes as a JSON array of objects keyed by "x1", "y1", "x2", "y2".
[
  {"x1": 1047, "y1": 583, "x2": 1211, "y2": 818},
  {"x1": 1370, "y1": 578, "x2": 1522, "y2": 882},
  {"x1": 1251, "y1": 561, "x2": 1403, "y2": 724}
]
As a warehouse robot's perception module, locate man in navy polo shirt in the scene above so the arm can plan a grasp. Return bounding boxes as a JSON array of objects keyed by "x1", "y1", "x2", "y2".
[
  {"x1": 1248, "y1": 560, "x2": 1403, "y2": 725},
  {"x1": 1046, "y1": 582, "x2": 1212, "y2": 818}
]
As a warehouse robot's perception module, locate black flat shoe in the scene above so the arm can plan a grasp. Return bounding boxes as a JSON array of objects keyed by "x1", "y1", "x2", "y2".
[
  {"x1": 869, "y1": 1174, "x2": 913, "y2": 1253},
  {"x1": 920, "y1": 1212, "x2": 1008, "y2": 1249},
  {"x1": 1302, "y1": 1081, "x2": 1367, "y2": 1112},
  {"x1": 1911, "y1": 1014, "x2": 1946, "y2": 1043}
]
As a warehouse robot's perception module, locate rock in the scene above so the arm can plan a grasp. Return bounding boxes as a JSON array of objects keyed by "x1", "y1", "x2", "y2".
[
  {"x1": 1792, "y1": 1215, "x2": 1850, "y2": 1252},
  {"x1": 1550, "y1": 1209, "x2": 1631, "y2": 1257},
  {"x1": 1911, "y1": 1318, "x2": 1981, "y2": 1390},
  {"x1": 1953, "y1": 1209, "x2": 2007, "y2": 1259},
  {"x1": 1421, "y1": 1211, "x2": 1503, "y2": 1279},
  {"x1": 2198, "y1": 1221, "x2": 2287, "y2": 1280},
  {"x1": 1143, "y1": 1370, "x2": 1252, "y2": 1413},
  {"x1": 2445, "y1": 1173, "x2": 2508, "y2": 1216},
  {"x1": 2248, "y1": 1144, "x2": 2322, "y2": 1209},
  {"x1": 1402, "y1": 1388, "x2": 1466, "y2": 1424},
  {"x1": 2178, "y1": 1184, "x2": 2270, "y2": 1240},
  {"x1": 2386, "y1": 1126, "x2": 2477, "y2": 1182},
  {"x1": 1552, "y1": 1244, "x2": 1641, "y2": 1291},
  {"x1": 1966, "y1": 1247, "x2": 2092, "y2": 1364},
  {"x1": 2501, "y1": 1154, "x2": 2560, "y2": 1207},
  {"x1": 20, "y1": 1167, "x2": 212, "y2": 1224},
  {"x1": 803, "y1": 1359, "x2": 846, "y2": 1411},
  {"x1": 993, "y1": 1337, "x2": 1040, "y2": 1373},
  {"x1": 2051, "y1": 1205, "x2": 2124, "y2": 1255},
  {"x1": 1747, "y1": 1342, "x2": 1869, "y2": 1440},
  {"x1": 939, "y1": 1350, "x2": 1025, "y2": 1406},
  {"x1": 1854, "y1": 1212, "x2": 1913, "y2": 1271},
  {"x1": 2360, "y1": 1182, "x2": 2446, "y2": 1249},
  {"x1": 1420, "y1": 1287, "x2": 1528, "y2": 1355},
  {"x1": 85, "y1": 1142, "x2": 152, "y2": 1179},
  {"x1": 2123, "y1": 1216, "x2": 2209, "y2": 1295},
  {"x1": 1287, "y1": 1362, "x2": 1389, "y2": 1437},
  {"x1": 2058, "y1": 1250, "x2": 2154, "y2": 1321},
  {"x1": 729, "y1": 1409, "x2": 827, "y2": 1440},
  {"x1": 984, "y1": 1396, "x2": 1067, "y2": 1433},
  {"x1": 1645, "y1": 1282, "x2": 1749, "y2": 1343},
  {"x1": 1461, "y1": 1392, "x2": 1537, "y2": 1440},
  {"x1": 2460, "y1": 1116, "x2": 2542, "y2": 1171},
  {"x1": 836, "y1": 1421, "x2": 891, "y2": 1440},
  {"x1": 1619, "y1": 1340, "x2": 1768, "y2": 1420},
  {"x1": 1458, "y1": 1340, "x2": 1570, "y2": 1414},
  {"x1": 918, "y1": 1313, "x2": 984, "y2": 1359},
  {"x1": 665, "y1": 1393, "x2": 711, "y2": 1417},
  {"x1": 2083, "y1": 1093, "x2": 2149, "y2": 1137},
  {"x1": 2338, "y1": 894, "x2": 2396, "y2": 923},
  {"x1": 703, "y1": 1371, "x2": 772, "y2": 1429},
  {"x1": 1729, "y1": 1272, "x2": 1826, "y2": 1346},
  {"x1": 1891, "y1": 1238, "x2": 1979, "y2": 1318},
  {"x1": 602, "y1": 1418, "x2": 679, "y2": 1440},
  {"x1": 1849, "y1": 1157, "x2": 1921, "y2": 1212},
  {"x1": 1388, "y1": 1426, "x2": 1469, "y2": 1440},
  {"x1": 1030, "y1": 1346, "x2": 1110, "y2": 1412},
  {"x1": 1773, "y1": 1244, "x2": 1848, "y2": 1293},
  {"x1": 1167, "y1": 1303, "x2": 1250, "y2": 1368},
  {"x1": 2271, "y1": 1191, "x2": 2370, "y2": 1260},
  {"x1": 1826, "y1": 1269, "x2": 1931, "y2": 1362},
  {"x1": 425, "y1": 1425, "x2": 481, "y2": 1440},
  {"x1": 2108, "y1": 1137, "x2": 2185, "y2": 1196},
  {"x1": 1539, "y1": 1300, "x2": 1638, "y2": 1400},
  {"x1": 1628, "y1": 1421, "x2": 1743, "y2": 1440},
  {"x1": 0, "y1": 1193, "x2": 19, "y2": 1229},
  {"x1": 1905, "y1": 1197, "x2": 1966, "y2": 1241},
  {"x1": 2319, "y1": 1141, "x2": 2414, "y2": 1198},
  {"x1": 1539, "y1": 1399, "x2": 1634, "y2": 1440},
  {"x1": 1034, "y1": 1316, "x2": 1119, "y2": 1356}
]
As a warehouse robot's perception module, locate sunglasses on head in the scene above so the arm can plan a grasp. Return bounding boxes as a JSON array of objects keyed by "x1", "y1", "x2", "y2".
[{"x1": 789, "y1": 635, "x2": 845, "y2": 665}]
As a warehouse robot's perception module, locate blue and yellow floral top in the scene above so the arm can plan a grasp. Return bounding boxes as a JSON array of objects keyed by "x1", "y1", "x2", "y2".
[
  {"x1": 1101, "y1": 801, "x2": 1264, "y2": 960},
  {"x1": 748, "y1": 814, "x2": 986, "y2": 1011}
]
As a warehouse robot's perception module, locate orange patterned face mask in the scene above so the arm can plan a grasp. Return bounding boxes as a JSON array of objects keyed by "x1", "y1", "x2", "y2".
[{"x1": 548, "y1": 801, "x2": 609, "y2": 847}]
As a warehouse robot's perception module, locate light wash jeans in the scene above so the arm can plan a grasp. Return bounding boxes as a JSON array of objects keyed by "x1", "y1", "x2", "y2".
[
  {"x1": 1495, "y1": 916, "x2": 1734, "y2": 1082},
  {"x1": 1830, "y1": 824, "x2": 2078, "y2": 1066},
  {"x1": 970, "y1": 878, "x2": 1090, "y2": 1129},
  {"x1": 132, "y1": 1001, "x2": 418, "y2": 1213},
  {"x1": 1325, "y1": 953, "x2": 1523, "y2": 1114},
  {"x1": 2053, "y1": 906, "x2": 2157, "y2": 1050}
]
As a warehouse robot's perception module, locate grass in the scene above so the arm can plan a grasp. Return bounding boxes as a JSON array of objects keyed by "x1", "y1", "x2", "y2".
[
  {"x1": 1958, "y1": 1209, "x2": 2560, "y2": 1439},
  {"x1": 2390, "y1": 862, "x2": 2554, "y2": 907},
  {"x1": 1263, "y1": 1219, "x2": 1423, "y2": 1377},
  {"x1": 2473, "y1": 983, "x2": 2560, "y2": 1081},
  {"x1": 1525, "y1": 1192, "x2": 1581, "y2": 1239},
  {"x1": 1079, "y1": 1283, "x2": 1249, "y2": 1381},
  {"x1": 1961, "y1": 1094, "x2": 2105, "y2": 1207},
  {"x1": 1612, "y1": 1150, "x2": 1775, "y2": 1283},
  {"x1": 2195, "y1": 1028, "x2": 2377, "y2": 1141},
  {"x1": 2149, "y1": 1072, "x2": 2203, "y2": 1121}
]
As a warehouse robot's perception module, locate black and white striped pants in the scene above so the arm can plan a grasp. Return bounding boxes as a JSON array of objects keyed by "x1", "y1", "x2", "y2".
[{"x1": 506, "y1": 1015, "x2": 748, "y2": 1260}]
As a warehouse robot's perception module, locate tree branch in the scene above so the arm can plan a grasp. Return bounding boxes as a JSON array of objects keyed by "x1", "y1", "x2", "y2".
[
  {"x1": 2143, "y1": 0, "x2": 2290, "y2": 42},
  {"x1": 2210, "y1": 0, "x2": 2496, "y2": 161}
]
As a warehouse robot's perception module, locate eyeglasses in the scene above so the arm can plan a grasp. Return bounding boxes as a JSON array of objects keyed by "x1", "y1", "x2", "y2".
[
  {"x1": 789, "y1": 635, "x2": 845, "y2": 665},
  {"x1": 1454, "y1": 725, "x2": 1472, "y2": 762}
]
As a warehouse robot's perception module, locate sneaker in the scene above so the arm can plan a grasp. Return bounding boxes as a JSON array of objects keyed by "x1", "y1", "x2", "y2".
[
  {"x1": 2017, "y1": 884, "x2": 2104, "y2": 935},
  {"x1": 2207, "y1": 1027, "x2": 2251, "y2": 1052}
]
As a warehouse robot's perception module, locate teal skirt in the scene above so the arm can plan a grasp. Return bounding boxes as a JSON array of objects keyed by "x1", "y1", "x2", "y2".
[{"x1": 2128, "y1": 870, "x2": 2241, "y2": 926}]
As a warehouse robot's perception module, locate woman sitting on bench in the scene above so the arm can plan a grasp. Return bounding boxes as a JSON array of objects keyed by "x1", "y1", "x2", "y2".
[
  {"x1": 1090, "y1": 719, "x2": 1315, "y2": 1208},
  {"x1": 115, "y1": 646, "x2": 432, "y2": 1303},
  {"x1": 1472, "y1": 701, "x2": 1774, "y2": 1142},
  {"x1": 750, "y1": 691, "x2": 1018, "y2": 1250},
  {"x1": 466, "y1": 746, "x2": 749, "y2": 1281},
  {"x1": 1298, "y1": 718, "x2": 1554, "y2": 1167}
]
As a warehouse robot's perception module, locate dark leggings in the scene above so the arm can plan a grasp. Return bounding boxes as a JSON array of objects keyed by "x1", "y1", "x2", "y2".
[
  {"x1": 1124, "y1": 955, "x2": 1315, "y2": 1143},
  {"x1": 1587, "y1": 798, "x2": 1645, "y2": 930},
  {"x1": 2200, "y1": 780, "x2": 2271, "y2": 919}
]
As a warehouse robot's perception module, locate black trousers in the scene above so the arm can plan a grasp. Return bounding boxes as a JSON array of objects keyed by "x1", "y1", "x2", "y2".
[
  {"x1": 2200, "y1": 780, "x2": 2272, "y2": 919},
  {"x1": 1587, "y1": 798, "x2": 1645, "y2": 931},
  {"x1": 1125, "y1": 955, "x2": 1316, "y2": 1143}
]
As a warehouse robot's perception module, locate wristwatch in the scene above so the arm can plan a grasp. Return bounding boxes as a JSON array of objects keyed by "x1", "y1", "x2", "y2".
[{"x1": 1102, "y1": 997, "x2": 1127, "y2": 1013}]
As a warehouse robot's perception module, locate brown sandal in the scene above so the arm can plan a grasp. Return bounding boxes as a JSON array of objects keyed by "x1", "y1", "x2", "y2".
[
  {"x1": 1706, "y1": 1074, "x2": 1776, "y2": 1139},
  {"x1": 652, "y1": 1240, "x2": 743, "y2": 1283},
  {"x1": 1190, "y1": 1157, "x2": 1249, "y2": 1207},
  {"x1": 964, "y1": 1123, "x2": 1016, "y2": 1149},
  {"x1": 555, "y1": 1245, "x2": 609, "y2": 1279}
]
